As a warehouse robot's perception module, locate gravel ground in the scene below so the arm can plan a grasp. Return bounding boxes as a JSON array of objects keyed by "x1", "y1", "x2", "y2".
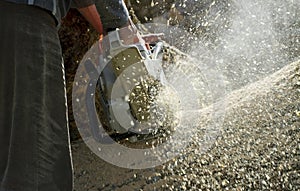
[{"x1": 72, "y1": 60, "x2": 300, "y2": 191}]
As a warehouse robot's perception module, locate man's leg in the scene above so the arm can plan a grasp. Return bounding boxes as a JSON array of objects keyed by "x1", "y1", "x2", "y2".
[{"x1": 0, "y1": 2, "x2": 73, "y2": 191}]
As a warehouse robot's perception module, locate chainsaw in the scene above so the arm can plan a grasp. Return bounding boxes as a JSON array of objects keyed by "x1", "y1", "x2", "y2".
[{"x1": 83, "y1": 26, "x2": 178, "y2": 143}]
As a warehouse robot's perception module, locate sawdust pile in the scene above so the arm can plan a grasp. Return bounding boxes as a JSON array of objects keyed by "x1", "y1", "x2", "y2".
[{"x1": 72, "y1": 60, "x2": 299, "y2": 191}]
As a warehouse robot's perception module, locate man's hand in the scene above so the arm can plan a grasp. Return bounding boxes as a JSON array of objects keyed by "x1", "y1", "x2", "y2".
[{"x1": 141, "y1": 33, "x2": 164, "y2": 44}]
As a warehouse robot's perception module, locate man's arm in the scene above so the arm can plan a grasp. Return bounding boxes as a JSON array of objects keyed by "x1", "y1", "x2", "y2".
[
  {"x1": 72, "y1": 0, "x2": 104, "y2": 34},
  {"x1": 77, "y1": 5, "x2": 104, "y2": 35}
]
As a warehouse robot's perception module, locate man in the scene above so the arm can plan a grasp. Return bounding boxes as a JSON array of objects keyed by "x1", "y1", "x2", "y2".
[{"x1": 0, "y1": 1, "x2": 103, "y2": 190}]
